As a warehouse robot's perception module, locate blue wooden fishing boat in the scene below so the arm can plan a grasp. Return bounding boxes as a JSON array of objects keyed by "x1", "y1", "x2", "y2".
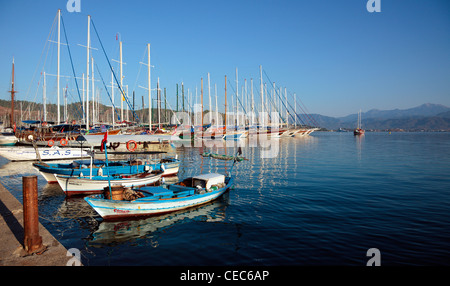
[
  {"x1": 33, "y1": 157, "x2": 180, "y2": 183},
  {"x1": 84, "y1": 173, "x2": 233, "y2": 219}
]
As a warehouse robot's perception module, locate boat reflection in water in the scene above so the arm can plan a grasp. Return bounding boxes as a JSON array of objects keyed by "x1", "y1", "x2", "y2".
[{"x1": 85, "y1": 192, "x2": 230, "y2": 248}]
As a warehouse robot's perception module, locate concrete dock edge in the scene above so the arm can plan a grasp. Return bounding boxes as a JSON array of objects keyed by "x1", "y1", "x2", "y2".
[{"x1": 0, "y1": 181, "x2": 82, "y2": 266}]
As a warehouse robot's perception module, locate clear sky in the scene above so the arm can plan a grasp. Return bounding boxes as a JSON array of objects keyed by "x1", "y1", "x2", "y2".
[{"x1": 1, "y1": 0, "x2": 449, "y2": 118}]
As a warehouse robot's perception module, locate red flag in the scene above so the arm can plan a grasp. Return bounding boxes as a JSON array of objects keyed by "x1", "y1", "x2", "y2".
[
  {"x1": 116, "y1": 33, "x2": 118, "y2": 41},
  {"x1": 100, "y1": 131, "x2": 108, "y2": 152}
]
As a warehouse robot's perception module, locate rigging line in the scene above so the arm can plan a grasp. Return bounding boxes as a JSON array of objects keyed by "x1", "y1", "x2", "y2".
[
  {"x1": 261, "y1": 70, "x2": 289, "y2": 121},
  {"x1": 132, "y1": 46, "x2": 147, "y2": 93},
  {"x1": 64, "y1": 89, "x2": 84, "y2": 120},
  {"x1": 94, "y1": 60, "x2": 121, "y2": 121},
  {"x1": 226, "y1": 79, "x2": 247, "y2": 114},
  {"x1": 295, "y1": 92, "x2": 319, "y2": 127},
  {"x1": 262, "y1": 69, "x2": 308, "y2": 126},
  {"x1": 262, "y1": 68, "x2": 316, "y2": 127},
  {"x1": 24, "y1": 12, "x2": 57, "y2": 103},
  {"x1": 272, "y1": 86, "x2": 306, "y2": 126},
  {"x1": 286, "y1": 89, "x2": 318, "y2": 127},
  {"x1": 60, "y1": 15, "x2": 84, "y2": 118},
  {"x1": 25, "y1": 15, "x2": 58, "y2": 119},
  {"x1": 159, "y1": 91, "x2": 181, "y2": 125},
  {"x1": 90, "y1": 18, "x2": 140, "y2": 123}
]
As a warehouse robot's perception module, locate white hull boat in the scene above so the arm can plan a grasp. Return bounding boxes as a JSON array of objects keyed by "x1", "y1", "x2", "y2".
[
  {"x1": 0, "y1": 146, "x2": 89, "y2": 161},
  {"x1": 55, "y1": 170, "x2": 163, "y2": 197},
  {"x1": 0, "y1": 132, "x2": 18, "y2": 146}
]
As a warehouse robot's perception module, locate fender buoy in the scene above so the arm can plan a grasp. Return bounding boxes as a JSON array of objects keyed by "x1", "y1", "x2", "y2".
[
  {"x1": 60, "y1": 138, "x2": 68, "y2": 146},
  {"x1": 126, "y1": 140, "x2": 137, "y2": 152},
  {"x1": 48, "y1": 139, "x2": 55, "y2": 147}
]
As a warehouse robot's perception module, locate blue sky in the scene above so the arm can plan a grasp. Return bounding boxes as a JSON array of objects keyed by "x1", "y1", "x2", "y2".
[{"x1": 1, "y1": 0, "x2": 449, "y2": 118}]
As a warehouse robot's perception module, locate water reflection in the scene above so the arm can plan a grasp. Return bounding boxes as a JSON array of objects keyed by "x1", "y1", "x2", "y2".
[
  {"x1": 0, "y1": 134, "x2": 320, "y2": 264},
  {"x1": 354, "y1": 133, "x2": 364, "y2": 161}
]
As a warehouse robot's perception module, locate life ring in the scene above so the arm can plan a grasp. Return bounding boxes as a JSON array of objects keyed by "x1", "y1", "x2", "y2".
[
  {"x1": 60, "y1": 138, "x2": 68, "y2": 146},
  {"x1": 48, "y1": 139, "x2": 55, "y2": 147},
  {"x1": 126, "y1": 140, "x2": 137, "y2": 152}
]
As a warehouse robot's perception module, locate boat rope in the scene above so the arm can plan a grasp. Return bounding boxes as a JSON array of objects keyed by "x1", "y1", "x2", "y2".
[
  {"x1": 22, "y1": 13, "x2": 57, "y2": 117},
  {"x1": 262, "y1": 69, "x2": 298, "y2": 125},
  {"x1": 90, "y1": 18, "x2": 140, "y2": 123},
  {"x1": 94, "y1": 60, "x2": 121, "y2": 122},
  {"x1": 263, "y1": 69, "x2": 318, "y2": 127}
]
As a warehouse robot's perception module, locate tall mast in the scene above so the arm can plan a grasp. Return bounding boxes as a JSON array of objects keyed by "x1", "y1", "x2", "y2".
[
  {"x1": 244, "y1": 79, "x2": 247, "y2": 125},
  {"x1": 236, "y1": 68, "x2": 239, "y2": 127},
  {"x1": 208, "y1": 72, "x2": 211, "y2": 116},
  {"x1": 182, "y1": 82, "x2": 185, "y2": 112},
  {"x1": 294, "y1": 93, "x2": 297, "y2": 128},
  {"x1": 285, "y1": 87, "x2": 288, "y2": 127},
  {"x1": 86, "y1": 15, "x2": 90, "y2": 129},
  {"x1": 215, "y1": 84, "x2": 218, "y2": 128},
  {"x1": 43, "y1": 71, "x2": 47, "y2": 122},
  {"x1": 164, "y1": 88, "x2": 167, "y2": 123},
  {"x1": 272, "y1": 82, "x2": 276, "y2": 121},
  {"x1": 264, "y1": 83, "x2": 267, "y2": 126},
  {"x1": 251, "y1": 78, "x2": 254, "y2": 126},
  {"x1": 64, "y1": 85, "x2": 68, "y2": 122},
  {"x1": 224, "y1": 75, "x2": 227, "y2": 131},
  {"x1": 120, "y1": 41, "x2": 124, "y2": 122},
  {"x1": 147, "y1": 43, "x2": 152, "y2": 130},
  {"x1": 57, "y1": 9, "x2": 61, "y2": 125},
  {"x1": 91, "y1": 56, "x2": 95, "y2": 125},
  {"x1": 82, "y1": 73, "x2": 85, "y2": 123},
  {"x1": 176, "y1": 84, "x2": 178, "y2": 112},
  {"x1": 260, "y1": 65, "x2": 264, "y2": 127},
  {"x1": 157, "y1": 78, "x2": 161, "y2": 129},
  {"x1": 111, "y1": 70, "x2": 115, "y2": 127},
  {"x1": 9, "y1": 59, "x2": 17, "y2": 128},
  {"x1": 201, "y1": 77, "x2": 203, "y2": 128}
]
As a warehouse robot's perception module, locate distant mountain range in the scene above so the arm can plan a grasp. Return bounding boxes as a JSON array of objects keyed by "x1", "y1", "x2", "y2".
[
  {"x1": 1, "y1": 98, "x2": 449, "y2": 131},
  {"x1": 310, "y1": 103, "x2": 450, "y2": 131}
]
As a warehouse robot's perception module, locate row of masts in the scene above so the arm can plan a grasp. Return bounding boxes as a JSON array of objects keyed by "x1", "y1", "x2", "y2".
[{"x1": 12, "y1": 9, "x2": 315, "y2": 132}]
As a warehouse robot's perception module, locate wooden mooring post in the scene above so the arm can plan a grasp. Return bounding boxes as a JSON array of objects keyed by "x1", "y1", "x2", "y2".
[{"x1": 22, "y1": 175, "x2": 45, "y2": 254}]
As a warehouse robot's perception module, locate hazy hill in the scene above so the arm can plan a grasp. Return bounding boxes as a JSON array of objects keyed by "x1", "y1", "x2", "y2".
[
  {"x1": 312, "y1": 103, "x2": 450, "y2": 131},
  {"x1": 1, "y1": 99, "x2": 449, "y2": 131}
]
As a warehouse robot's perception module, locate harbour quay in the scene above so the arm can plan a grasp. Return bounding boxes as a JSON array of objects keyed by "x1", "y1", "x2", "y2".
[{"x1": 0, "y1": 180, "x2": 81, "y2": 266}]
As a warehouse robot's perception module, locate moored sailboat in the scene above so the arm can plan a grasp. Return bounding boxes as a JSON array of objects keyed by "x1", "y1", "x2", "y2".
[{"x1": 354, "y1": 110, "x2": 365, "y2": 136}]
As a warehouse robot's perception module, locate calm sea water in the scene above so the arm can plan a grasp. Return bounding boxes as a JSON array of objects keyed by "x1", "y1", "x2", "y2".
[{"x1": 1, "y1": 132, "x2": 449, "y2": 266}]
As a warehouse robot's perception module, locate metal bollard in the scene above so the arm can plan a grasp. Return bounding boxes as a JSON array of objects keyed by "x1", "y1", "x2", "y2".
[{"x1": 22, "y1": 176, "x2": 44, "y2": 254}]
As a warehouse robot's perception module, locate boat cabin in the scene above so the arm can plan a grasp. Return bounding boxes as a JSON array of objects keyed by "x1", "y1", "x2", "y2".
[
  {"x1": 193, "y1": 173, "x2": 225, "y2": 190},
  {"x1": 176, "y1": 173, "x2": 225, "y2": 190}
]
